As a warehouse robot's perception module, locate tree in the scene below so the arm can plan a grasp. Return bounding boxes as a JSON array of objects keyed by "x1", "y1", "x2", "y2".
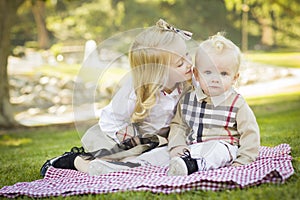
[
  {"x1": 224, "y1": 0, "x2": 300, "y2": 49},
  {"x1": 0, "y1": 0, "x2": 25, "y2": 128},
  {"x1": 31, "y1": 0, "x2": 50, "y2": 49}
]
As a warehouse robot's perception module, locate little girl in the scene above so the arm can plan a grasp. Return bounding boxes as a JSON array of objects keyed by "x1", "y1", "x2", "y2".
[{"x1": 40, "y1": 19, "x2": 193, "y2": 176}]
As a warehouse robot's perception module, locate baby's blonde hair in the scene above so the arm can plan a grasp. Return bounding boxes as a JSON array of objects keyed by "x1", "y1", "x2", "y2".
[
  {"x1": 196, "y1": 32, "x2": 241, "y2": 73},
  {"x1": 129, "y1": 25, "x2": 182, "y2": 123}
]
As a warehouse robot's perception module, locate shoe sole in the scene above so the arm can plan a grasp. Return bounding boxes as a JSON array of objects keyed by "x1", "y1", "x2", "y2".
[
  {"x1": 40, "y1": 155, "x2": 63, "y2": 177},
  {"x1": 167, "y1": 157, "x2": 188, "y2": 176},
  {"x1": 88, "y1": 159, "x2": 133, "y2": 176}
]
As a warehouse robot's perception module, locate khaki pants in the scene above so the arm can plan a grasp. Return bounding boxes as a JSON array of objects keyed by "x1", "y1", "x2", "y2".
[
  {"x1": 81, "y1": 124, "x2": 168, "y2": 161},
  {"x1": 190, "y1": 140, "x2": 238, "y2": 170},
  {"x1": 81, "y1": 124, "x2": 117, "y2": 153},
  {"x1": 125, "y1": 146, "x2": 170, "y2": 167},
  {"x1": 125, "y1": 140, "x2": 238, "y2": 169}
]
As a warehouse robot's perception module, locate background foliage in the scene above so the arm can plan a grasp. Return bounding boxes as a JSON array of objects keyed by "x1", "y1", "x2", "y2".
[{"x1": 12, "y1": 0, "x2": 300, "y2": 51}]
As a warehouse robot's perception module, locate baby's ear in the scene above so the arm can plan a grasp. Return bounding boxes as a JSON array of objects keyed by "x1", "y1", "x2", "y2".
[{"x1": 193, "y1": 67, "x2": 200, "y2": 81}]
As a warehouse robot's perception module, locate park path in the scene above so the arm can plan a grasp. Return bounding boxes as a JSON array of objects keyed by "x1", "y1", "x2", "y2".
[
  {"x1": 237, "y1": 63, "x2": 300, "y2": 97},
  {"x1": 7, "y1": 53, "x2": 300, "y2": 127}
]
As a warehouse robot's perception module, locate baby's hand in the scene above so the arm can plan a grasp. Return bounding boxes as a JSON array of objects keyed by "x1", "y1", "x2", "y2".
[{"x1": 169, "y1": 145, "x2": 189, "y2": 158}]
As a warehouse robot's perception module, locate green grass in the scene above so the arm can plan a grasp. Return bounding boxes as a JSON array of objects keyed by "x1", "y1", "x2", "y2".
[
  {"x1": 0, "y1": 91, "x2": 299, "y2": 199},
  {"x1": 245, "y1": 52, "x2": 300, "y2": 68},
  {"x1": 24, "y1": 63, "x2": 129, "y2": 87},
  {"x1": 25, "y1": 52, "x2": 300, "y2": 79},
  {"x1": 39, "y1": 63, "x2": 81, "y2": 77}
]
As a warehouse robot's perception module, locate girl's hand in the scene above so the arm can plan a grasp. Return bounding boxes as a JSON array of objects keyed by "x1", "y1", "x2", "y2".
[{"x1": 231, "y1": 162, "x2": 242, "y2": 167}]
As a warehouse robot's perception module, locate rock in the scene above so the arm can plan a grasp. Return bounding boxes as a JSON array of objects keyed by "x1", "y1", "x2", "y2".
[{"x1": 39, "y1": 76, "x2": 50, "y2": 85}]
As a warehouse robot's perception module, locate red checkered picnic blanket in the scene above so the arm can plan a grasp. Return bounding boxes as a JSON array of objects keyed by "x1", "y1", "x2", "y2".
[{"x1": 0, "y1": 144, "x2": 294, "y2": 198}]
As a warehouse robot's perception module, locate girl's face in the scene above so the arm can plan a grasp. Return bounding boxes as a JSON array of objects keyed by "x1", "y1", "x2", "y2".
[
  {"x1": 164, "y1": 38, "x2": 193, "y2": 88},
  {"x1": 195, "y1": 53, "x2": 239, "y2": 97}
]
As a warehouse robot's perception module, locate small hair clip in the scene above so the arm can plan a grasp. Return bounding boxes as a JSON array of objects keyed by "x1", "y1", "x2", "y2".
[
  {"x1": 214, "y1": 40, "x2": 224, "y2": 51},
  {"x1": 156, "y1": 19, "x2": 193, "y2": 40},
  {"x1": 209, "y1": 32, "x2": 226, "y2": 52}
]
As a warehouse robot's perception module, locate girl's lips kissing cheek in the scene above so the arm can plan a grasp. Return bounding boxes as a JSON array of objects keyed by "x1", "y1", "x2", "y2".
[{"x1": 186, "y1": 69, "x2": 192, "y2": 74}]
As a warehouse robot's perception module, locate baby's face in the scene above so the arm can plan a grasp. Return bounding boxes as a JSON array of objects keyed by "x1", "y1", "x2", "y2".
[{"x1": 195, "y1": 53, "x2": 239, "y2": 97}]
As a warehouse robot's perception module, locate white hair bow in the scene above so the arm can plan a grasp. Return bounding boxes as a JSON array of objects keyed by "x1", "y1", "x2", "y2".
[{"x1": 156, "y1": 19, "x2": 193, "y2": 40}]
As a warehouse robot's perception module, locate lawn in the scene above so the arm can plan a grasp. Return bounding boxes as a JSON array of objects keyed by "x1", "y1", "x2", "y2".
[
  {"x1": 22, "y1": 52, "x2": 300, "y2": 79},
  {"x1": 245, "y1": 52, "x2": 300, "y2": 69},
  {"x1": 0, "y1": 91, "x2": 299, "y2": 200}
]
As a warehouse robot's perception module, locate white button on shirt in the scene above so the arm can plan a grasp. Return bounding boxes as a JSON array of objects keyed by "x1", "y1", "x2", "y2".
[{"x1": 98, "y1": 78, "x2": 182, "y2": 142}]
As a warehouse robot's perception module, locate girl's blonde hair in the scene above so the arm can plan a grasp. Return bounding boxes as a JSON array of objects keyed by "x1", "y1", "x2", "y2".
[
  {"x1": 196, "y1": 32, "x2": 241, "y2": 73},
  {"x1": 129, "y1": 23, "x2": 183, "y2": 123}
]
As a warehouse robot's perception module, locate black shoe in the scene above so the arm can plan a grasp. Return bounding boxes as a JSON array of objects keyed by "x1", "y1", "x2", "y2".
[
  {"x1": 168, "y1": 150, "x2": 199, "y2": 176},
  {"x1": 40, "y1": 146, "x2": 85, "y2": 177}
]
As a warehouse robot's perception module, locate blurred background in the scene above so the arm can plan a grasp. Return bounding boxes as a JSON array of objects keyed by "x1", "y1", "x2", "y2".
[
  {"x1": 8, "y1": 0, "x2": 300, "y2": 52},
  {"x1": 1, "y1": 0, "x2": 300, "y2": 128}
]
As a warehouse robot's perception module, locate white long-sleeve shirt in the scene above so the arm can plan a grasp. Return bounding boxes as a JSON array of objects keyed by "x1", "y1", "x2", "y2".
[{"x1": 99, "y1": 78, "x2": 182, "y2": 143}]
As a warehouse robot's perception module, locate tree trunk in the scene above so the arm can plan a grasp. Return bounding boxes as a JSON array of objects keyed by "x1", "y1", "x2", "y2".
[
  {"x1": 0, "y1": 0, "x2": 25, "y2": 128},
  {"x1": 32, "y1": 0, "x2": 50, "y2": 49},
  {"x1": 260, "y1": 18, "x2": 274, "y2": 46}
]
